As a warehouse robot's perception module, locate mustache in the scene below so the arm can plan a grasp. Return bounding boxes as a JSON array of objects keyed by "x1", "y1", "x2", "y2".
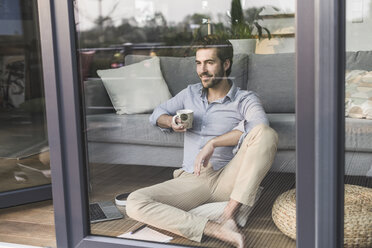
[{"x1": 199, "y1": 73, "x2": 212, "y2": 77}]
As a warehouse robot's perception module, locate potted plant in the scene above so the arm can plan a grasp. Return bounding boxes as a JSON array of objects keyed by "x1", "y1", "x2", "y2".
[{"x1": 227, "y1": 0, "x2": 276, "y2": 53}]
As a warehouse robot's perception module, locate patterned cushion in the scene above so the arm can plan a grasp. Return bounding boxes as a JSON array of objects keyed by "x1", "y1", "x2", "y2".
[{"x1": 345, "y1": 70, "x2": 372, "y2": 119}]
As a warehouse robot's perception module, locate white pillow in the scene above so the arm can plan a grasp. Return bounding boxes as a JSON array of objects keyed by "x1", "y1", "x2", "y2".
[
  {"x1": 188, "y1": 186, "x2": 263, "y2": 227},
  {"x1": 97, "y1": 57, "x2": 172, "y2": 114}
]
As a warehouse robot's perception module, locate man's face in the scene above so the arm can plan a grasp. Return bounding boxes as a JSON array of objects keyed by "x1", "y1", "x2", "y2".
[{"x1": 195, "y1": 48, "x2": 229, "y2": 89}]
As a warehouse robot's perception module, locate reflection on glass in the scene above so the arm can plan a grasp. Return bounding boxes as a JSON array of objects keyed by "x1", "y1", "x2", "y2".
[
  {"x1": 0, "y1": 0, "x2": 50, "y2": 193},
  {"x1": 76, "y1": 0, "x2": 296, "y2": 247},
  {"x1": 344, "y1": 1, "x2": 372, "y2": 247}
]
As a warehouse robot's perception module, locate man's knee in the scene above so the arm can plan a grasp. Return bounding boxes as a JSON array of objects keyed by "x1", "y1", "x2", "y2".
[
  {"x1": 245, "y1": 124, "x2": 278, "y2": 147},
  {"x1": 261, "y1": 124, "x2": 279, "y2": 145},
  {"x1": 126, "y1": 190, "x2": 150, "y2": 220}
]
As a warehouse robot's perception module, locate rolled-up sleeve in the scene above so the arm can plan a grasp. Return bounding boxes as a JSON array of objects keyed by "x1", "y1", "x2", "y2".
[
  {"x1": 232, "y1": 120, "x2": 245, "y2": 133},
  {"x1": 149, "y1": 88, "x2": 187, "y2": 128},
  {"x1": 233, "y1": 92, "x2": 269, "y2": 154}
]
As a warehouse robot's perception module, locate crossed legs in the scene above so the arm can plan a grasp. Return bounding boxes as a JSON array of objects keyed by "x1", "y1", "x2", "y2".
[
  {"x1": 203, "y1": 124, "x2": 278, "y2": 247},
  {"x1": 126, "y1": 168, "x2": 212, "y2": 241},
  {"x1": 126, "y1": 124, "x2": 278, "y2": 247}
]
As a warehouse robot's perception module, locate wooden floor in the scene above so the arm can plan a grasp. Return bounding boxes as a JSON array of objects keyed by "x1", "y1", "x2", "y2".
[
  {"x1": 89, "y1": 164, "x2": 297, "y2": 248},
  {"x1": 0, "y1": 153, "x2": 53, "y2": 247},
  {"x1": 0, "y1": 162, "x2": 371, "y2": 248},
  {"x1": 0, "y1": 200, "x2": 55, "y2": 247},
  {"x1": 0, "y1": 153, "x2": 51, "y2": 193}
]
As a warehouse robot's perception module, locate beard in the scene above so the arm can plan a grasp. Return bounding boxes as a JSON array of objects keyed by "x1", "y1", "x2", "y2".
[{"x1": 199, "y1": 69, "x2": 225, "y2": 89}]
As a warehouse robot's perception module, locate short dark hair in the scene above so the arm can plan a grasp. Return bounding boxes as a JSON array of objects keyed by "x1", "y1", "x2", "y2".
[{"x1": 192, "y1": 35, "x2": 234, "y2": 76}]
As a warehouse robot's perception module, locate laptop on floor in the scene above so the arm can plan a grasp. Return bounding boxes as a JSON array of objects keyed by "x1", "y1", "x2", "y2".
[{"x1": 89, "y1": 201, "x2": 124, "y2": 223}]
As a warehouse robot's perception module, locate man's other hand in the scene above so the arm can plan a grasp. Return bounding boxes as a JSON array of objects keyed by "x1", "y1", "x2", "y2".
[
  {"x1": 171, "y1": 116, "x2": 187, "y2": 132},
  {"x1": 194, "y1": 140, "x2": 215, "y2": 176}
]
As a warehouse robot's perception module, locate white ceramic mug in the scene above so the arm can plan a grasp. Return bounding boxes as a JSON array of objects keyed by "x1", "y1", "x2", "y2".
[{"x1": 172, "y1": 109, "x2": 194, "y2": 129}]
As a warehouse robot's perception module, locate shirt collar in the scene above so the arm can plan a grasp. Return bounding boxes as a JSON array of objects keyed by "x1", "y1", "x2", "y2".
[
  {"x1": 199, "y1": 85, "x2": 207, "y2": 102},
  {"x1": 225, "y1": 80, "x2": 238, "y2": 102},
  {"x1": 199, "y1": 80, "x2": 237, "y2": 103}
]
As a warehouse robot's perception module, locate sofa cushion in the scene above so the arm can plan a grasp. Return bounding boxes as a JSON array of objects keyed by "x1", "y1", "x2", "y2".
[
  {"x1": 246, "y1": 51, "x2": 372, "y2": 114},
  {"x1": 267, "y1": 114, "x2": 372, "y2": 152},
  {"x1": 125, "y1": 54, "x2": 249, "y2": 95},
  {"x1": 86, "y1": 113, "x2": 296, "y2": 150},
  {"x1": 346, "y1": 51, "x2": 372, "y2": 71},
  {"x1": 345, "y1": 117, "x2": 372, "y2": 152},
  {"x1": 247, "y1": 53, "x2": 295, "y2": 113},
  {"x1": 84, "y1": 51, "x2": 372, "y2": 115},
  {"x1": 86, "y1": 113, "x2": 184, "y2": 147},
  {"x1": 87, "y1": 142, "x2": 184, "y2": 167},
  {"x1": 86, "y1": 112, "x2": 372, "y2": 152}
]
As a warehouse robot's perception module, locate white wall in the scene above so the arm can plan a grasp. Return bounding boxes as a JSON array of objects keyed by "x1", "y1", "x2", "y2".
[
  {"x1": 256, "y1": 16, "x2": 295, "y2": 54},
  {"x1": 346, "y1": 0, "x2": 372, "y2": 51},
  {"x1": 256, "y1": 0, "x2": 372, "y2": 54}
]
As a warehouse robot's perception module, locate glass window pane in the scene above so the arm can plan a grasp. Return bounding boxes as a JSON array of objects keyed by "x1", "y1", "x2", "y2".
[
  {"x1": 344, "y1": 1, "x2": 372, "y2": 247},
  {"x1": 75, "y1": 0, "x2": 297, "y2": 246},
  {"x1": 0, "y1": 0, "x2": 50, "y2": 193}
]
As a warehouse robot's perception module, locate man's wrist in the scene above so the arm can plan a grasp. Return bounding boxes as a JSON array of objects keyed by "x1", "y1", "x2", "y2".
[
  {"x1": 156, "y1": 114, "x2": 174, "y2": 129},
  {"x1": 167, "y1": 115, "x2": 173, "y2": 128},
  {"x1": 208, "y1": 138, "x2": 216, "y2": 148}
]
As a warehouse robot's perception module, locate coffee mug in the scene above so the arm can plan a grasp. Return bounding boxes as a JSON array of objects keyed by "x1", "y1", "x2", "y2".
[{"x1": 172, "y1": 109, "x2": 194, "y2": 129}]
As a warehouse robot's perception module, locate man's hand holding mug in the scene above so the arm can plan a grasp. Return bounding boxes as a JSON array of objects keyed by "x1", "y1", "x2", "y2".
[{"x1": 172, "y1": 109, "x2": 193, "y2": 132}]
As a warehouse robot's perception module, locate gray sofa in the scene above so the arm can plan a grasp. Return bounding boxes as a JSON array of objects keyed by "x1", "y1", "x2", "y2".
[{"x1": 85, "y1": 51, "x2": 372, "y2": 177}]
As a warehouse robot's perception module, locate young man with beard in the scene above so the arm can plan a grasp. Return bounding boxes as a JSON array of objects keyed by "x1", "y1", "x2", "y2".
[{"x1": 126, "y1": 36, "x2": 278, "y2": 248}]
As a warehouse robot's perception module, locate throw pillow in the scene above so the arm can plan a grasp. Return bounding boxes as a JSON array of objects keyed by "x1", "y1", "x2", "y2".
[
  {"x1": 188, "y1": 186, "x2": 263, "y2": 227},
  {"x1": 345, "y1": 70, "x2": 372, "y2": 119},
  {"x1": 97, "y1": 56, "x2": 172, "y2": 114}
]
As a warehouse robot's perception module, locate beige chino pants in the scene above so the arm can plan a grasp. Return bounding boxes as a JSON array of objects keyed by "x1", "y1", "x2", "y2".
[{"x1": 126, "y1": 124, "x2": 278, "y2": 242}]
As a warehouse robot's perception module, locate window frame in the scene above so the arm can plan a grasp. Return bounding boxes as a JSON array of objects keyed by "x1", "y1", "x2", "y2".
[
  {"x1": 313, "y1": 0, "x2": 345, "y2": 246},
  {"x1": 0, "y1": 0, "x2": 52, "y2": 209},
  {"x1": 38, "y1": 0, "x2": 346, "y2": 247},
  {"x1": 0, "y1": 185, "x2": 52, "y2": 208}
]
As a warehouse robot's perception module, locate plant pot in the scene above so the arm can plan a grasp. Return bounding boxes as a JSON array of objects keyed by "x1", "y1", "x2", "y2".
[{"x1": 229, "y1": 39, "x2": 257, "y2": 54}]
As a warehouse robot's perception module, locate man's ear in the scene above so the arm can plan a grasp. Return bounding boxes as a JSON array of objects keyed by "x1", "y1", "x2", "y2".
[{"x1": 223, "y1": 59, "x2": 231, "y2": 72}]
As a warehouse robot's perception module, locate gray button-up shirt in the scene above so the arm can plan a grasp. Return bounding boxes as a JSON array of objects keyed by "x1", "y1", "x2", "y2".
[{"x1": 149, "y1": 82, "x2": 268, "y2": 173}]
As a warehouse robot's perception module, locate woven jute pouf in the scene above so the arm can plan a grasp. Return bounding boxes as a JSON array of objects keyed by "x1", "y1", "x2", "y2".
[{"x1": 272, "y1": 184, "x2": 372, "y2": 247}]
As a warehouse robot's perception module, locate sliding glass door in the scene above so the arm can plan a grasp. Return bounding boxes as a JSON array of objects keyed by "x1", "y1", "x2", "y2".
[
  {"x1": 76, "y1": 0, "x2": 297, "y2": 247},
  {"x1": 0, "y1": 0, "x2": 51, "y2": 209},
  {"x1": 38, "y1": 0, "x2": 350, "y2": 247}
]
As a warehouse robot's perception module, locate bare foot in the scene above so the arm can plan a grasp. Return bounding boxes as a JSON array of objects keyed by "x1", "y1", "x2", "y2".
[{"x1": 204, "y1": 219, "x2": 245, "y2": 248}]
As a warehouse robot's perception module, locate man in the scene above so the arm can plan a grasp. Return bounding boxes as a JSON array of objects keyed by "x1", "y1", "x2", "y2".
[{"x1": 126, "y1": 36, "x2": 278, "y2": 248}]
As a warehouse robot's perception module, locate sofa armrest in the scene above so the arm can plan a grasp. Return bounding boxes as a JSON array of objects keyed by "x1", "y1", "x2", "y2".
[{"x1": 83, "y1": 78, "x2": 114, "y2": 115}]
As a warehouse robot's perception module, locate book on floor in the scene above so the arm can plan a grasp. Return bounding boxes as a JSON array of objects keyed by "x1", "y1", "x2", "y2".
[{"x1": 118, "y1": 226, "x2": 173, "y2": 243}]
